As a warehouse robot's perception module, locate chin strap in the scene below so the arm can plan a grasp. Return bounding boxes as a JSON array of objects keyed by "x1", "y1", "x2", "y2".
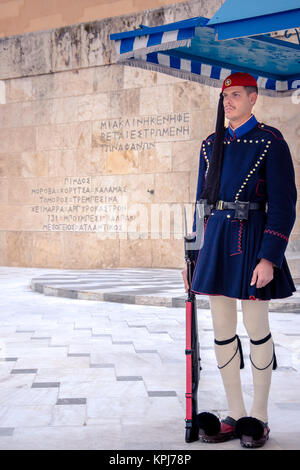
[
  {"x1": 250, "y1": 332, "x2": 277, "y2": 370},
  {"x1": 214, "y1": 334, "x2": 244, "y2": 369}
]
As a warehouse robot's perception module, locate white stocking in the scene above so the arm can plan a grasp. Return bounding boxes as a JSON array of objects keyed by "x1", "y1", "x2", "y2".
[
  {"x1": 209, "y1": 295, "x2": 247, "y2": 421},
  {"x1": 241, "y1": 299, "x2": 274, "y2": 423}
]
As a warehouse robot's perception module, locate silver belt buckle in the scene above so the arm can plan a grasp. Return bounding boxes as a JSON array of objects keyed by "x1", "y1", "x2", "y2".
[{"x1": 216, "y1": 200, "x2": 224, "y2": 210}]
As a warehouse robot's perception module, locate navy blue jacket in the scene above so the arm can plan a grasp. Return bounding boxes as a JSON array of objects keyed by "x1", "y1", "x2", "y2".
[{"x1": 191, "y1": 115, "x2": 297, "y2": 300}]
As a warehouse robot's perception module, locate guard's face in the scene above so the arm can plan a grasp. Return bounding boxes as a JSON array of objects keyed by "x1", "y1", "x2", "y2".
[{"x1": 222, "y1": 86, "x2": 257, "y2": 124}]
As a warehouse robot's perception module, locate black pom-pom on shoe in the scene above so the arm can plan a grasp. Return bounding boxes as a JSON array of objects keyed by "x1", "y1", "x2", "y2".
[
  {"x1": 196, "y1": 412, "x2": 220, "y2": 436},
  {"x1": 235, "y1": 417, "x2": 269, "y2": 448}
]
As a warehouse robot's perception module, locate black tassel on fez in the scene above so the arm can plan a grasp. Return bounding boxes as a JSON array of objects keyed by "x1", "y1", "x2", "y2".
[{"x1": 200, "y1": 92, "x2": 225, "y2": 206}]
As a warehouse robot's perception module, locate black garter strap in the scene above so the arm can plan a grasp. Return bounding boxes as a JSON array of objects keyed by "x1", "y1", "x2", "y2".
[
  {"x1": 214, "y1": 334, "x2": 244, "y2": 369},
  {"x1": 250, "y1": 333, "x2": 277, "y2": 370},
  {"x1": 250, "y1": 332, "x2": 272, "y2": 345}
]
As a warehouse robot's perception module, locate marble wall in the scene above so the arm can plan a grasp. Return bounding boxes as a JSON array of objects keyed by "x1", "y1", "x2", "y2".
[{"x1": 0, "y1": 65, "x2": 206, "y2": 268}]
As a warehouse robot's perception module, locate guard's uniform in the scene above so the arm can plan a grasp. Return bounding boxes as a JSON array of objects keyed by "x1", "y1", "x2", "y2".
[{"x1": 191, "y1": 114, "x2": 297, "y2": 300}]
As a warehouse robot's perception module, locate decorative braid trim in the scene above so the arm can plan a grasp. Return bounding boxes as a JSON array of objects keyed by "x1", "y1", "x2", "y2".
[
  {"x1": 264, "y1": 228, "x2": 289, "y2": 243},
  {"x1": 258, "y1": 123, "x2": 284, "y2": 140},
  {"x1": 234, "y1": 140, "x2": 270, "y2": 201},
  {"x1": 202, "y1": 143, "x2": 210, "y2": 177},
  {"x1": 230, "y1": 220, "x2": 244, "y2": 256}
]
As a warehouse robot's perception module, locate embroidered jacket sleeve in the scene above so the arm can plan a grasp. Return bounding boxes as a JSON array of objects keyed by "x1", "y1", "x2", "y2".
[{"x1": 257, "y1": 137, "x2": 297, "y2": 269}]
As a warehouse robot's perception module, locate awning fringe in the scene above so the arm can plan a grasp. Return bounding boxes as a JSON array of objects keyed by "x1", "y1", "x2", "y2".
[{"x1": 123, "y1": 58, "x2": 294, "y2": 97}]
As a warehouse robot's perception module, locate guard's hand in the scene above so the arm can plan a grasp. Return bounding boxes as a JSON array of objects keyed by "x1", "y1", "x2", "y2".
[
  {"x1": 250, "y1": 258, "x2": 274, "y2": 288},
  {"x1": 182, "y1": 264, "x2": 189, "y2": 292}
]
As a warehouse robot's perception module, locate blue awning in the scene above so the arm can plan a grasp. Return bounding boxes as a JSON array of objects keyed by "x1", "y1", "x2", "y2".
[
  {"x1": 208, "y1": 0, "x2": 300, "y2": 40},
  {"x1": 110, "y1": 17, "x2": 205, "y2": 59},
  {"x1": 110, "y1": 15, "x2": 300, "y2": 95}
]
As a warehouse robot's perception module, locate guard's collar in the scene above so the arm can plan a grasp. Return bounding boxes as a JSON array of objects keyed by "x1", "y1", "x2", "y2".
[{"x1": 228, "y1": 115, "x2": 258, "y2": 139}]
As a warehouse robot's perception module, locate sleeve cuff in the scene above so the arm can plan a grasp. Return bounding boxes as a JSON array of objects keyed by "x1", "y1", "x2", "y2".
[{"x1": 257, "y1": 252, "x2": 283, "y2": 269}]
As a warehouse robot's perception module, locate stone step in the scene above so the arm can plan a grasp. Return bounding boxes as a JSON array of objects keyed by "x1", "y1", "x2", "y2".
[
  {"x1": 30, "y1": 268, "x2": 300, "y2": 313},
  {"x1": 285, "y1": 251, "x2": 300, "y2": 281}
]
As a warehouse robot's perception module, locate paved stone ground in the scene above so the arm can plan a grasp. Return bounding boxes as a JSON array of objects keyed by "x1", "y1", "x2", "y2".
[{"x1": 0, "y1": 266, "x2": 300, "y2": 450}]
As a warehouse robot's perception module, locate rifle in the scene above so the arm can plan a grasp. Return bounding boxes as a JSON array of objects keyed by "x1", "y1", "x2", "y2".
[{"x1": 184, "y1": 206, "x2": 203, "y2": 443}]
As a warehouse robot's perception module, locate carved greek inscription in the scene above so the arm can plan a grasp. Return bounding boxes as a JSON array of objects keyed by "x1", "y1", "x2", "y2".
[
  {"x1": 93, "y1": 112, "x2": 190, "y2": 151},
  {"x1": 31, "y1": 177, "x2": 132, "y2": 233}
]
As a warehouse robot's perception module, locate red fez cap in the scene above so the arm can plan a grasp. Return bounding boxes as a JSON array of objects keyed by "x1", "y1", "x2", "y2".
[{"x1": 222, "y1": 72, "x2": 257, "y2": 92}]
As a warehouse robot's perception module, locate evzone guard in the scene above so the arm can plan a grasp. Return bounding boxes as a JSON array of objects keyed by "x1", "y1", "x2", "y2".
[{"x1": 183, "y1": 72, "x2": 297, "y2": 448}]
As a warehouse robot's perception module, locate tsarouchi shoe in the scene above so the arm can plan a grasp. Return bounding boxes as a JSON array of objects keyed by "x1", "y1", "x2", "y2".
[
  {"x1": 235, "y1": 417, "x2": 270, "y2": 448},
  {"x1": 197, "y1": 412, "x2": 237, "y2": 443}
]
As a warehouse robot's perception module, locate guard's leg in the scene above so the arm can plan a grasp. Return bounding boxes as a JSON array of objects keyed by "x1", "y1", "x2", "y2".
[
  {"x1": 241, "y1": 299, "x2": 275, "y2": 424},
  {"x1": 209, "y1": 295, "x2": 247, "y2": 421}
]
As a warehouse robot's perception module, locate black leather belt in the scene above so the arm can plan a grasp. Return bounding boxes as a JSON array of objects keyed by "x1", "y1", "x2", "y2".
[
  {"x1": 215, "y1": 200, "x2": 265, "y2": 211},
  {"x1": 199, "y1": 199, "x2": 267, "y2": 220}
]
